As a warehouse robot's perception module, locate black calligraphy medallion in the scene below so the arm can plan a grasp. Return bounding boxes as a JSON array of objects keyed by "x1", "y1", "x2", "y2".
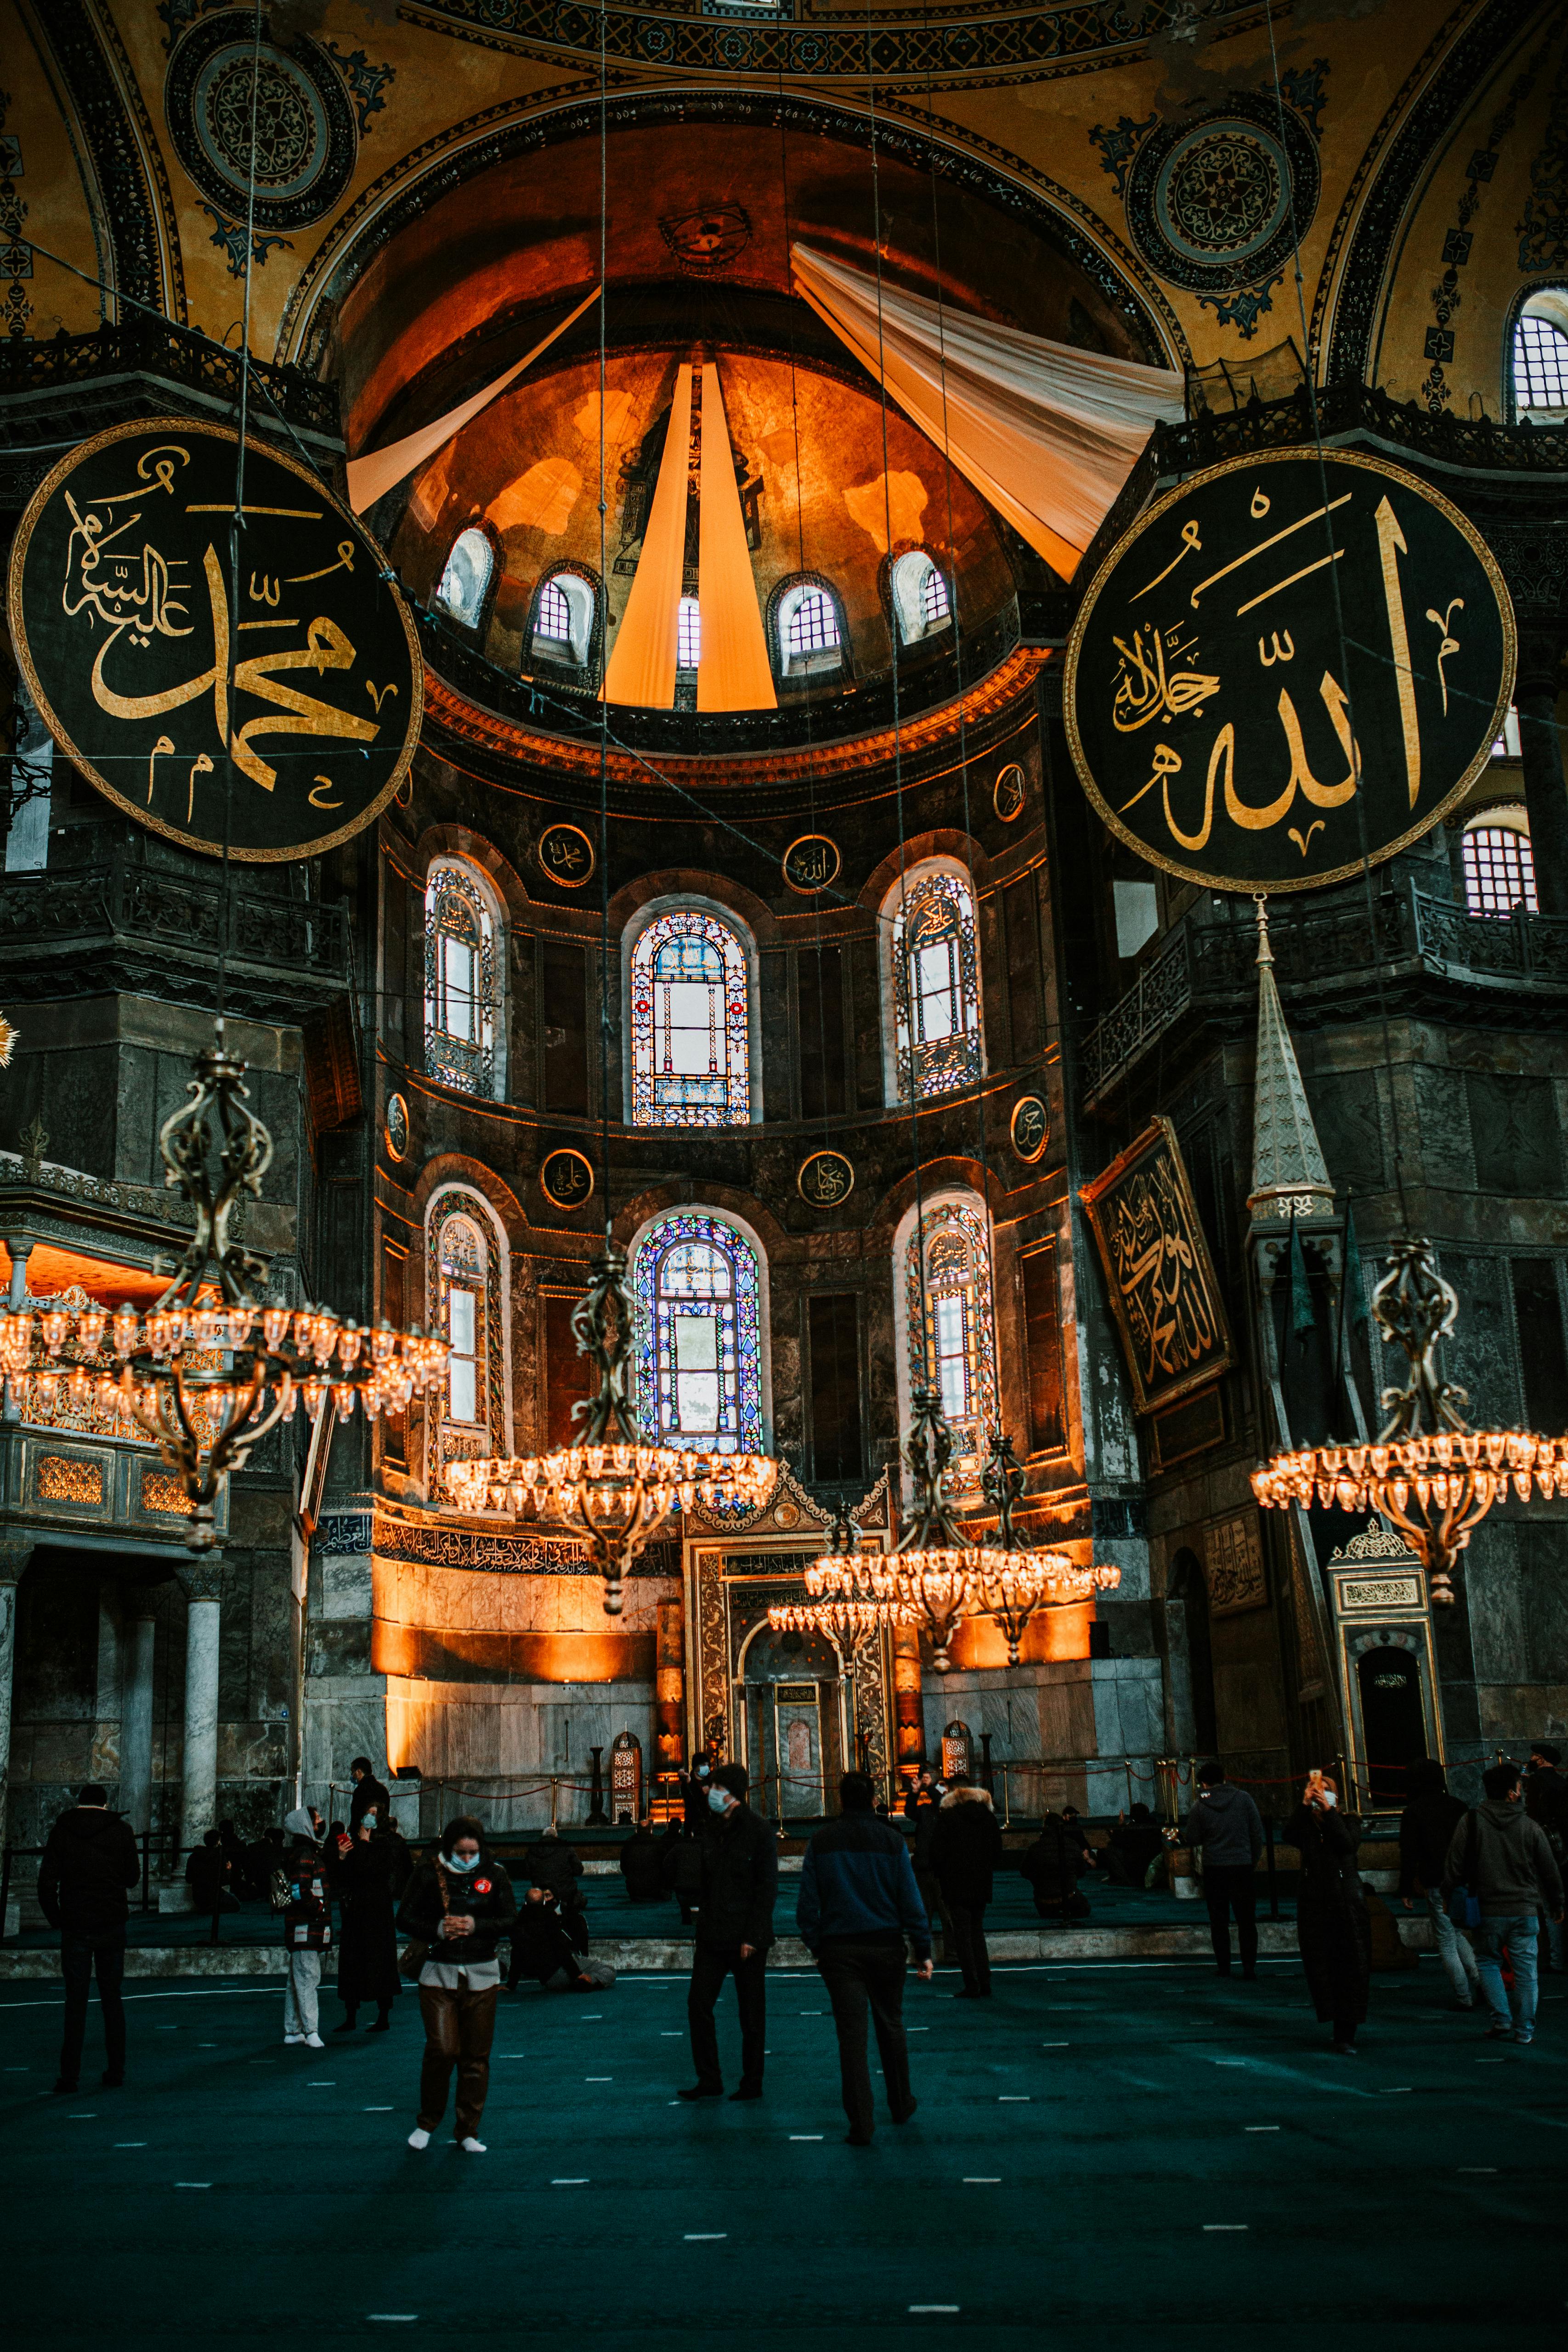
[
  {"x1": 537, "y1": 821, "x2": 595, "y2": 888},
  {"x1": 1064, "y1": 449, "x2": 1514, "y2": 895},
  {"x1": 385, "y1": 1091, "x2": 409, "y2": 1162},
  {"x1": 1010, "y1": 1095, "x2": 1049, "y2": 1164},
  {"x1": 782, "y1": 834, "x2": 841, "y2": 893},
  {"x1": 7, "y1": 419, "x2": 421, "y2": 863},
  {"x1": 541, "y1": 1148, "x2": 595, "y2": 1211},
  {"x1": 993, "y1": 763, "x2": 1026, "y2": 823},
  {"x1": 798, "y1": 1149, "x2": 855, "y2": 1209}
]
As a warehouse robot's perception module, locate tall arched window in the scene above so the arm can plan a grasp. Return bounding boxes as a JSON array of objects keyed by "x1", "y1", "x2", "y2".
[
  {"x1": 1463, "y1": 811, "x2": 1537, "y2": 916},
  {"x1": 629, "y1": 907, "x2": 751, "y2": 1126},
  {"x1": 632, "y1": 1211, "x2": 764, "y2": 1456},
  {"x1": 425, "y1": 859, "x2": 503, "y2": 1098},
  {"x1": 904, "y1": 1199, "x2": 997, "y2": 1493},
  {"x1": 435, "y1": 527, "x2": 494, "y2": 629},
  {"x1": 889, "y1": 867, "x2": 982, "y2": 1102},
  {"x1": 678, "y1": 597, "x2": 702, "y2": 671},
  {"x1": 891, "y1": 549, "x2": 951, "y2": 645},
  {"x1": 774, "y1": 578, "x2": 844, "y2": 677},
  {"x1": 1513, "y1": 293, "x2": 1568, "y2": 418},
  {"x1": 532, "y1": 568, "x2": 596, "y2": 667},
  {"x1": 426, "y1": 1192, "x2": 506, "y2": 1496}
]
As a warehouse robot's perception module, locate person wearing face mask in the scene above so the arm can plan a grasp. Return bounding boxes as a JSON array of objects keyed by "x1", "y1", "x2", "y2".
[
  {"x1": 679, "y1": 1751, "x2": 714, "y2": 1831},
  {"x1": 680, "y1": 1763, "x2": 778, "y2": 2102},
  {"x1": 396, "y1": 1816, "x2": 517, "y2": 2153}
]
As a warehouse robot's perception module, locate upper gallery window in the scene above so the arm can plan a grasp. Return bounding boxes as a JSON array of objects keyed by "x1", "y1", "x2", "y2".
[
  {"x1": 678, "y1": 597, "x2": 702, "y2": 672},
  {"x1": 905, "y1": 1198, "x2": 996, "y2": 1493},
  {"x1": 891, "y1": 549, "x2": 952, "y2": 645},
  {"x1": 426, "y1": 1191, "x2": 504, "y2": 1498},
  {"x1": 629, "y1": 907, "x2": 751, "y2": 1127},
  {"x1": 1462, "y1": 814, "x2": 1537, "y2": 917},
  {"x1": 425, "y1": 858, "x2": 501, "y2": 1097},
  {"x1": 890, "y1": 867, "x2": 982, "y2": 1102},
  {"x1": 532, "y1": 569, "x2": 596, "y2": 667},
  {"x1": 1513, "y1": 300, "x2": 1568, "y2": 417},
  {"x1": 435, "y1": 527, "x2": 495, "y2": 629},
  {"x1": 775, "y1": 580, "x2": 844, "y2": 677},
  {"x1": 632, "y1": 1210, "x2": 764, "y2": 1456}
]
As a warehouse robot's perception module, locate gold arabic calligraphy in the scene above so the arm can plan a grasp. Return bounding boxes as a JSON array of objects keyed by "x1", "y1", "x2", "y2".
[{"x1": 1107, "y1": 1153, "x2": 1220, "y2": 1388}]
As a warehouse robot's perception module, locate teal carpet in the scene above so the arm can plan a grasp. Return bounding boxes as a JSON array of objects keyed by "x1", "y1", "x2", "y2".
[{"x1": 1, "y1": 1954, "x2": 1560, "y2": 2348}]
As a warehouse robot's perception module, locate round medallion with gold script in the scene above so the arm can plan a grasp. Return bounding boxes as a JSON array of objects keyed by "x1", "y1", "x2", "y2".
[
  {"x1": 782, "y1": 835, "x2": 841, "y2": 893},
  {"x1": 993, "y1": 762, "x2": 1027, "y2": 822},
  {"x1": 541, "y1": 1148, "x2": 595, "y2": 1211},
  {"x1": 798, "y1": 1148, "x2": 855, "y2": 1208},
  {"x1": 1064, "y1": 447, "x2": 1515, "y2": 896},
  {"x1": 1010, "y1": 1094, "x2": 1049, "y2": 1164},
  {"x1": 6, "y1": 417, "x2": 421, "y2": 862},
  {"x1": 537, "y1": 821, "x2": 595, "y2": 888},
  {"x1": 385, "y1": 1091, "x2": 410, "y2": 1163}
]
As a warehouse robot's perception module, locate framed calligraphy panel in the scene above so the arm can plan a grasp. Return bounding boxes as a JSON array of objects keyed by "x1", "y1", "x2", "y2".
[
  {"x1": 1080, "y1": 1116, "x2": 1232, "y2": 1414},
  {"x1": 1064, "y1": 449, "x2": 1514, "y2": 895},
  {"x1": 8, "y1": 418, "x2": 421, "y2": 862}
]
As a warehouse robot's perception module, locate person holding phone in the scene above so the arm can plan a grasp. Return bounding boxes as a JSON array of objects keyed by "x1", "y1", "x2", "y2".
[
  {"x1": 1287, "y1": 1770, "x2": 1370, "y2": 2053},
  {"x1": 396, "y1": 1816, "x2": 516, "y2": 2153}
]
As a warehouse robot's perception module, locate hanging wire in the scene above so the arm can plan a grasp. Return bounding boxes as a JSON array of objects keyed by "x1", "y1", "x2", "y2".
[{"x1": 596, "y1": 0, "x2": 612, "y2": 1248}]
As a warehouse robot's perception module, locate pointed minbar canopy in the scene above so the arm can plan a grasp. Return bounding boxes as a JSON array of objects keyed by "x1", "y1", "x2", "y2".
[{"x1": 1246, "y1": 898, "x2": 1336, "y2": 1231}]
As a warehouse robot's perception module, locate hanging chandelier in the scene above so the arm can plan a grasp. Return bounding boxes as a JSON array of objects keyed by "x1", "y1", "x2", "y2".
[
  {"x1": 768, "y1": 1599, "x2": 914, "y2": 1649},
  {"x1": 446, "y1": 1244, "x2": 775, "y2": 1615},
  {"x1": 0, "y1": 1033, "x2": 447, "y2": 1554},
  {"x1": 1252, "y1": 1232, "x2": 1567, "y2": 1603},
  {"x1": 807, "y1": 1386, "x2": 976, "y2": 1672},
  {"x1": 974, "y1": 1431, "x2": 1121, "y2": 1664}
]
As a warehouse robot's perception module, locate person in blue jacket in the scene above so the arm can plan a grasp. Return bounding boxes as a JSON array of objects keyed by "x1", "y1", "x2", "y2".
[{"x1": 797, "y1": 1771, "x2": 934, "y2": 2145}]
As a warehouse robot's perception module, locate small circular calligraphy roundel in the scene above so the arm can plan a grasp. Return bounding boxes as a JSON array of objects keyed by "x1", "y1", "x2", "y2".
[
  {"x1": 782, "y1": 834, "x2": 842, "y2": 894},
  {"x1": 993, "y1": 763, "x2": 1027, "y2": 823},
  {"x1": 537, "y1": 821, "x2": 596, "y2": 888},
  {"x1": 7, "y1": 418, "x2": 422, "y2": 864},
  {"x1": 798, "y1": 1149, "x2": 855, "y2": 1209},
  {"x1": 1010, "y1": 1095, "x2": 1049, "y2": 1164},
  {"x1": 540, "y1": 1148, "x2": 596, "y2": 1211},
  {"x1": 385, "y1": 1092, "x2": 410, "y2": 1163},
  {"x1": 1064, "y1": 447, "x2": 1515, "y2": 896}
]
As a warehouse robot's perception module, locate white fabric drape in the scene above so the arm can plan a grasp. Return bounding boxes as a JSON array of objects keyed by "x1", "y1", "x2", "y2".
[
  {"x1": 600, "y1": 361, "x2": 693, "y2": 710},
  {"x1": 696, "y1": 362, "x2": 776, "y2": 712},
  {"x1": 791, "y1": 244, "x2": 1183, "y2": 580}
]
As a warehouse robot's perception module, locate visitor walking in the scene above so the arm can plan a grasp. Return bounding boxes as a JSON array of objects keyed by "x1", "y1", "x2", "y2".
[
  {"x1": 619, "y1": 1819, "x2": 664, "y2": 1902},
  {"x1": 1287, "y1": 1770, "x2": 1370, "y2": 2053},
  {"x1": 930, "y1": 1777, "x2": 1003, "y2": 1998},
  {"x1": 1397, "y1": 1759, "x2": 1479, "y2": 2009},
  {"x1": 279, "y1": 1806, "x2": 333, "y2": 2050},
  {"x1": 681, "y1": 1762, "x2": 777, "y2": 2101},
  {"x1": 797, "y1": 1771, "x2": 933, "y2": 2144},
  {"x1": 334, "y1": 1809, "x2": 402, "y2": 2033},
  {"x1": 1445, "y1": 1761, "x2": 1564, "y2": 2047},
  {"x1": 348, "y1": 1758, "x2": 391, "y2": 1832},
  {"x1": 37, "y1": 1783, "x2": 139, "y2": 2095},
  {"x1": 396, "y1": 1816, "x2": 516, "y2": 2153},
  {"x1": 1184, "y1": 1760, "x2": 1265, "y2": 1980}
]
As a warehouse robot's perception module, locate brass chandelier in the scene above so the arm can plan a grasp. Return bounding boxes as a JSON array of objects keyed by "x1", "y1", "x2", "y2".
[
  {"x1": 1252, "y1": 1233, "x2": 1567, "y2": 1603},
  {"x1": 974, "y1": 1430, "x2": 1120, "y2": 1664},
  {"x1": 0, "y1": 1033, "x2": 448, "y2": 1554},
  {"x1": 446, "y1": 1244, "x2": 775, "y2": 1615}
]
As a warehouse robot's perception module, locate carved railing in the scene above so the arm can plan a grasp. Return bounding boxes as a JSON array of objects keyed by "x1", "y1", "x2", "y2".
[
  {"x1": 1080, "y1": 926, "x2": 1193, "y2": 1108},
  {"x1": 1152, "y1": 382, "x2": 1568, "y2": 481},
  {"x1": 0, "y1": 321, "x2": 339, "y2": 441},
  {"x1": 0, "y1": 865, "x2": 351, "y2": 982}
]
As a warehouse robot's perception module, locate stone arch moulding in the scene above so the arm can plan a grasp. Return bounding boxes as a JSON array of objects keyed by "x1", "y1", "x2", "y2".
[
  {"x1": 422, "y1": 848, "x2": 510, "y2": 1103},
  {"x1": 622, "y1": 1197, "x2": 776, "y2": 1456},
  {"x1": 277, "y1": 87, "x2": 1184, "y2": 380},
  {"x1": 888, "y1": 1183, "x2": 999, "y2": 1498},
  {"x1": 415, "y1": 824, "x2": 532, "y2": 925},
  {"x1": 875, "y1": 852, "x2": 990, "y2": 1112},
  {"x1": 619, "y1": 890, "x2": 765, "y2": 1129},
  {"x1": 422, "y1": 1176, "x2": 518, "y2": 1464}
]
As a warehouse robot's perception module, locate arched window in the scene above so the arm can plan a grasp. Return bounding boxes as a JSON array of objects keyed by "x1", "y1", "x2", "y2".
[
  {"x1": 425, "y1": 858, "x2": 502, "y2": 1098},
  {"x1": 1463, "y1": 811, "x2": 1537, "y2": 916},
  {"x1": 889, "y1": 867, "x2": 982, "y2": 1102},
  {"x1": 904, "y1": 1199, "x2": 997, "y2": 1493},
  {"x1": 775, "y1": 579, "x2": 844, "y2": 677},
  {"x1": 678, "y1": 597, "x2": 702, "y2": 672},
  {"x1": 629, "y1": 907, "x2": 751, "y2": 1127},
  {"x1": 426, "y1": 1191, "x2": 507, "y2": 1495},
  {"x1": 890, "y1": 549, "x2": 951, "y2": 645},
  {"x1": 1513, "y1": 294, "x2": 1568, "y2": 418},
  {"x1": 532, "y1": 569, "x2": 596, "y2": 667},
  {"x1": 632, "y1": 1210, "x2": 764, "y2": 1456},
  {"x1": 435, "y1": 527, "x2": 494, "y2": 629}
]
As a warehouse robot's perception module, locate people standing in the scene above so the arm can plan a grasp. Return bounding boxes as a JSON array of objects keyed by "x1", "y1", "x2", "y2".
[
  {"x1": 1397, "y1": 1759, "x2": 1479, "y2": 2010},
  {"x1": 902, "y1": 1764, "x2": 950, "y2": 1957},
  {"x1": 396, "y1": 1816, "x2": 516, "y2": 2153},
  {"x1": 1524, "y1": 1744, "x2": 1568, "y2": 1973},
  {"x1": 348, "y1": 1758, "x2": 391, "y2": 1832},
  {"x1": 1287, "y1": 1770, "x2": 1370, "y2": 2054},
  {"x1": 681, "y1": 1762, "x2": 777, "y2": 2101},
  {"x1": 278, "y1": 1806, "x2": 333, "y2": 2051},
  {"x1": 1184, "y1": 1760, "x2": 1265, "y2": 1981},
  {"x1": 679, "y1": 1750, "x2": 714, "y2": 1828},
  {"x1": 185, "y1": 1827, "x2": 235, "y2": 1943},
  {"x1": 334, "y1": 1808, "x2": 402, "y2": 2034},
  {"x1": 797, "y1": 1772, "x2": 933, "y2": 2145},
  {"x1": 930, "y1": 1777, "x2": 1003, "y2": 1998},
  {"x1": 619, "y1": 1819, "x2": 664, "y2": 1903},
  {"x1": 1444, "y1": 1761, "x2": 1564, "y2": 2047},
  {"x1": 37, "y1": 1783, "x2": 139, "y2": 2095}
]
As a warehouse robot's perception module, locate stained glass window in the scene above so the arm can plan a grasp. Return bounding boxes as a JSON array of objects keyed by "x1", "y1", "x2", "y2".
[
  {"x1": 425, "y1": 860, "x2": 499, "y2": 1097},
  {"x1": 905, "y1": 1200, "x2": 996, "y2": 1493},
  {"x1": 435, "y1": 527, "x2": 493, "y2": 628},
  {"x1": 1463, "y1": 822, "x2": 1537, "y2": 916},
  {"x1": 630, "y1": 908, "x2": 751, "y2": 1126},
  {"x1": 892, "y1": 870, "x2": 981, "y2": 1101},
  {"x1": 633, "y1": 1211, "x2": 764, "y2": 1456},
  {"x1": 427, "y1": 1194, "x2": 505, "y2": 1496}
]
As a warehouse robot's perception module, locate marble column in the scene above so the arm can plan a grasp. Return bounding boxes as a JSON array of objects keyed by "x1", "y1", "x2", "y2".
[
  {"x1": 177, "y1": 1562, "x2": 223, "y2": 1857},
  {"x1": 118, "y1": 1598, "x2": 159, "y2": 1838},
  {"x1": 0, "y1": 1539, "x2": 31, "y2": 1847}
]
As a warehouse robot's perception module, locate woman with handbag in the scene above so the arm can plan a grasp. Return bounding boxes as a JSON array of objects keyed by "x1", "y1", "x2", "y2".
[
  {"x1": 1287, "y1": 1770, "x2": 1372, "y2": 2054},
  {"x1": 395, "y1": 1816, "x2": 516, "y2": 2154}
]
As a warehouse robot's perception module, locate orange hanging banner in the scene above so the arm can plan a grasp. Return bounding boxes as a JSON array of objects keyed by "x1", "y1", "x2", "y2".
[
  {"x1": 696, "y1": 363, "x2": 776, "y2": 713},
  {"x1": 602, "y1": 362, "x2": 693, "y2": 710}
]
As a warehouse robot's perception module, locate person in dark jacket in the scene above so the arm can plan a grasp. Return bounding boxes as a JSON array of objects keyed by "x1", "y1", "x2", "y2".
[
  {"x1": 679, "y1": 1751, "x2": 714, "y2": 1829},
  {"x1": 1525, "y1": 1744, "x2": 1568, "y2": 1973},
  {"x1": 681, "y1": 1762, "x2": 778, "y2": 2101},
  {"x1": 37, "y1": 1784, "x2": 139, "y2": 2094},
  {"x1": 348, "y1": 1758, "x2": 391, "y2": 1832},
  {"x1": 1103, "y1": 1804, "x2": 1167, "y2": 1889},
  {"x1": 798, "y1": 1772, "x2": 933, "y2": 2144},
  {"x1": 1287, "y1": 1771, "x2": 1370, "y2": 2053},
  {"x1": 524, "y1": 1826, "x2": 586, "y2": 1917},
  {"x1": 619, "y1": 1820, "x2": 664, "y2": 1903},
  {"x1": 508, "y1": 1887, "x2": 598, "y2": 1992},
  {"x1": 185, "y1": 1827, "x2": 238, "y2": 1940},
  {"x1": 902, "y1": 1765, "x2": 950, "y2": 1956},
  {"x1": 661, "y1": 1822, "x2": 704, "y2": 1924},
  {"x1": 930, "y1": 1780, "x2": 1003, "y2": 1997},
  {"x1": 218, "y1": 1817, "x2": 256, "y2": 1900},
  {"x1": 1184, "y1": 1761, "x2": 1266, "y2": 1980},
  {"x1": 333, "y1": 1810, "x2": 402, "y2": 2033},
  {"x1": 278, "y1": 1806, "x2": 333, "y2": 2050},
  {"x1": 1397, "y1": 1758, "x2": 1479, "y2": 2009},
  {"x1": 1020, "y1": 1814, "x2": 1090, "y2": 1920},
  {"x1": 1444, "y1": 1760, "x2": 1565, "y2": 2047},
  {"x1": 396, "y1": 1816, "x2": 517, "y2": 2152},
  {"x1": 1060, "y1": 1806, "x2": 1098, "y2": 1871}
]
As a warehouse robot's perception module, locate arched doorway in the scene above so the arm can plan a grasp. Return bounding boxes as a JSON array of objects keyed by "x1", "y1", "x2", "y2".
[
  {"x1": 1356, "y1": 1646, "x2": 1428, "y2": 1802},
  {"x1": 736, "y1": 1622, "x2": 848, "y2": 1821},
  {"x1": 1170, "y1": 1549, "x2": 1217, "y2": 1757}
]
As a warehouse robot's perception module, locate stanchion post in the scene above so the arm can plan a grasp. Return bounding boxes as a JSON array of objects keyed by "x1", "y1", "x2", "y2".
[{"x1": 1265, "y1": 1812, "x2": 1279, "y2": 1919}]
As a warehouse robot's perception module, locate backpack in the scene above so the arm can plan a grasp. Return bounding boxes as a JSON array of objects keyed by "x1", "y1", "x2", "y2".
[
  {"x1": 269, "y1": 1866, "x2": 291, "y2": 1913},
  {"x1": 1446, "y1": 1813, "x2": 1482, "y2": 1933}
]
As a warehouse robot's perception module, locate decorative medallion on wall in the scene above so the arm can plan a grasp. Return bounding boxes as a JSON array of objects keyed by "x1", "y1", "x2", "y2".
[
  {"x1": 385, "y1": 1091, "x2": 409, "y2": 1162},
  {"x1": 659, "y1": 204, "x2": 752, "y2": 273},
  {"x1": 537, "y1": 821, "x2": 595, "y2": 887},
  {"x1": 165, "y1": 15, "x2": 358, "y2": 232},
  {"x1": 782, "y1": 834, "x2": 841, "y2": 893},
  {"x1": 541, "y1": 1147, "x2": 595, "y2": 1210},
  {"x1": 1009, "y1": 1094, "x2": 1049, "y2": 1164},
  {"x1": 798, "y1": 1148, "x2": 855, "y2": 1209},
  {"x1": 993, "y1": 762, "x2": 1027, "y2": 823}
]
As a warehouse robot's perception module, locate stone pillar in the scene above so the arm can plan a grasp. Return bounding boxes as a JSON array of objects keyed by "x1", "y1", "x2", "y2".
[
  {"x1": 0, "y1": 1539, "x2": 31, "y2": 1846},
  {"x1": 1517, "y1": 628, "x2": 1568, "y2": 922},
  {"x1": 177, "y1": 1562, "x2": 223, "y2": 1857},
  {"x1": 118, "y1": 1597, "x2": 159, "y2": 1838}
]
